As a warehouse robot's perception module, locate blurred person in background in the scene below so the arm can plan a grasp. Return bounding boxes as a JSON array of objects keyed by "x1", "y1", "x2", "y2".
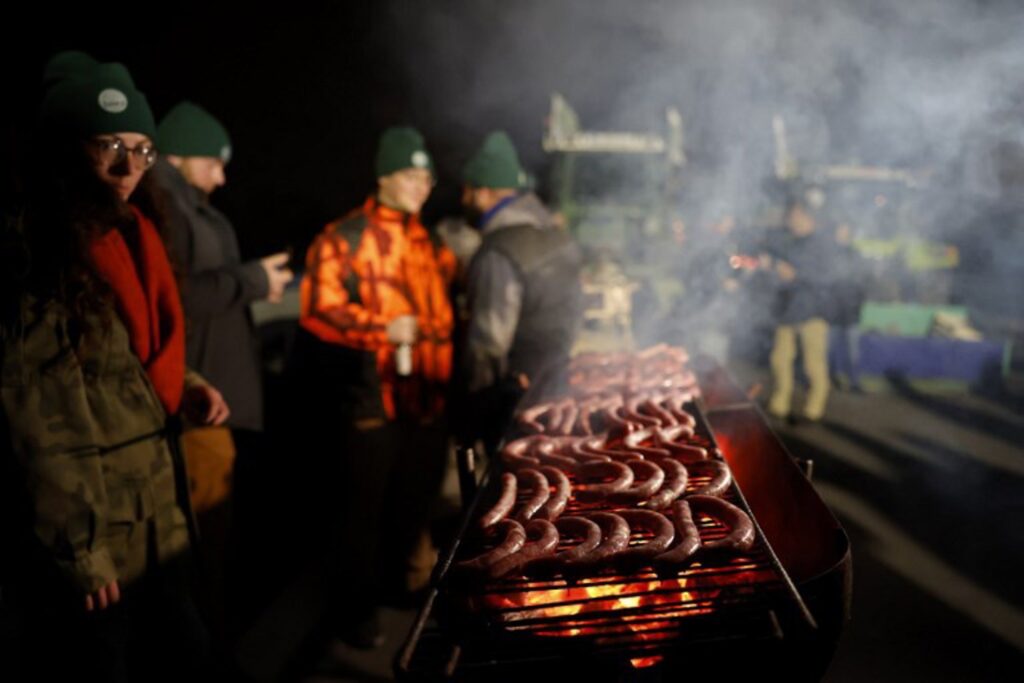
[
  {"x1": 763, "y1": 190, "x2": 838, "y2": 423},
  {"x1": 292, "y1": 127, "x2": 453, "y2": 649},
  {"x1": 459, "y1": 131, "x2": 583, "y2": 452},
  {"x1": 151, "y1": 100, "x2": 293, "y2": 646}
]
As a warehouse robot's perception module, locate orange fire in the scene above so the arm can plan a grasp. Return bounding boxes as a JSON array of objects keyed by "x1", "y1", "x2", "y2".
[{"x1": 474, "y1": 559, "x2": 777, "y2": 669}]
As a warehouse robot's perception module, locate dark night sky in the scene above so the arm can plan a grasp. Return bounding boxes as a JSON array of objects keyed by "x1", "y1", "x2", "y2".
[
  {"x1": 2, "y1": 1, "x2": 646, "y2": 260},
  {"x1": 5, "y1": 1, "x2": 1024, "y2": 261}
]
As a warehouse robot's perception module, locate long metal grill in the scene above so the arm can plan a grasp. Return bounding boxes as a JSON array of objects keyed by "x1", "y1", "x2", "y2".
[{"x1": 397, "y1": 396, "x2": 817, "y2": 679}]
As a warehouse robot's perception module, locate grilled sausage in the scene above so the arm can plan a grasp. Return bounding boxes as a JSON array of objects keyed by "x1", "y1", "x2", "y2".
[
  {"x1": 574, "y1": 461, "x2": 635, "y2": 501},
  {"x1": 513, "y1": 469, "x2": 551, "y2": 523},
  {"x1": 533, "y1": 438, "x2": 584, "y2": 470},
  {"x1": 687, "y1": 494, "x2": 755, "y2": 552},
  {"x1": 488, "y1": 519, "x2": 560, "y2": 578},
  {"x1": 479, "y1": 472, "x2": 517, "y2": 528},
  {"x1": 653, "y1": 429, "x2": 709, "y2": 463},
  {"x1": 555, "y1": 399, "x2": 579, "y2": 436},
  {"x1": 569, "y1": 437, "x2": 615, "y2": 464},
  {"x1": 568, "y1": 512, "x2": 631, "y2": 568},
  {"x1": 525, "y1": 516, "x2": 603, "y2": 575},
  {"x1": 662, "y1": 392, "x2": 697, "y2": 427},
  {"x1": 608, "y1": 461, "x2": 667, "y2": 504},
  {"x1": 623, "y1": 397, "x2": 662, "y2": 427},
  {"x1": 654, "y1": 499, "x2": 701, "y2": 571},
  {"x1": 577, "y1": 435, "x2": 644, "y2": 463},
  {"x1": 614, "y1": 510, "x2": 676, "y2": 568},
  {"x1": 501, "y1": 436, "x2": 543, "y2": 471},
  {"x1": 640, "y1": 397, "x2": 678, "y2": 427},
  {"x1": 687, "y1": 460, "x2": 732, "y2": 497},
  {"x1": 536, "y1": 466, "x2": 572, "y2": 521},
  {"x1": 456, "y1": 519, "x2": 527, "y2": 573},
  {"x1": 643, "y1": 458, "x2": 688, "y2": 509},
  {"x1": 516, "y1": 402, "x2": 553, "y2": 434}
]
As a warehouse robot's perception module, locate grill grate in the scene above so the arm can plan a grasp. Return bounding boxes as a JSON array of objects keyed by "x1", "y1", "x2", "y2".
[{"x1": 397, "y1": 397, "x2": 816, "y2": 680}]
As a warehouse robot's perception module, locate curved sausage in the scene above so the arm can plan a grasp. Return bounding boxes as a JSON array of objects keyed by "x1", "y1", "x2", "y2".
[
  {"x1": 574, "y1": 399, "x2": 598, "y2": 436},
  {"x1": 687, "y1": 460, "x2": 732, "y2": 497},
  {"x1": 568, "y1": 512, "x2": 631, "y2": 568},
  {"x1": 501, "y1": 436, "x2": 543, "y2": 471},
  {"x1": 602, "y1": 405, "x2": 640, "y2": 438},
  {"x1": 555, "y1": 399, "x2": 579, "y2": 436},
  {"x1": 479, "y1": 472, "x2": 517, "y2": 528},
  {"x1": 653, "y1": 430, "x2": 709, "y2": 463},
  {"x1": 631, "y1": 445, "x2": 674, "y2": 460},
  {"x1": 662, "y1": 392, "x2": 697, "y2": 427},
  {"x1": 525, "y1": 516, "x2": 602, "y2": 575},
  {"x1": 514, "y1": 469, "x2": 551, "y2": 523},
  {"x1": 622, "y1": 427, "x2": 656, "y2": 449},
  {"x1": 516, "y1": 402, "x2": 553, "y2": 434},
  {"x1": 643, "y1": 458, "x2": 688, "y2": 509},
  {"x1": 533, "y1": 438, "x2": 584, "y2": 470},
  {"x1": 654, "y1": 499, "x2": 702, "y2": 571},
  {"x1": 456, "y1": 519, "x2": 527, "y2": 573},
  {"x1": 585, "y1": 445, "x2": 644, "y2": 463},
  {"x1": 640, "y1": 397, "x2": 678, "y2": 427},
  {"x1": 570, "y1": 437, "x2": 614, "y2": 464},
  {"x1": 614, "y1": 510, "x2": 676, "y2": 568},
  {"x1": 622, "y1": 397, "x2": 662, "y2": 428},
  {"x1": 488, "y1": 519, "x2": 560, "y2": 578},
  {"x1": 608, "y1": 460, "x2": 667, "y2": 504},
  {"x1": 687, "y1": 495, "x2": 755, "y2": 552},
  {"x1": 574, "y1": 461, "x2": 635, "y2": 501},
  {"x1": 655, "y1": 423, "x2": 696, "y2": 444},
  {"x1": 536, "y1": 466, "x2": 571, "y2": 521}
]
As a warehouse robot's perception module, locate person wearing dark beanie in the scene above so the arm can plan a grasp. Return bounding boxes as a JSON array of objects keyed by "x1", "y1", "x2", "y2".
[
  {"x1": 291, "y1": 125, "x2": 454, "y2": 650},
  {"x1": 151, "y1": 99, "x2": 294, "y2": 647},
  {"x1": 4, "y1": 57, "x2": 223, "y2": 682},
  {"x1": 458, "y1": 131, "x2": 584, "y2": 452}
]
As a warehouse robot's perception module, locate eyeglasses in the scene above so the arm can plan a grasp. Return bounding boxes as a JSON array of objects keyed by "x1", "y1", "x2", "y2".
[{"x1": 86, "y1": 136, "x2": 158, "y2": 170}]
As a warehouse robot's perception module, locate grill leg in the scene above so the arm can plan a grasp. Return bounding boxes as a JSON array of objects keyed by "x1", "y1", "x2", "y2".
[{"x1": 456, "y1": 446, "x2": 479, "y2": 511}]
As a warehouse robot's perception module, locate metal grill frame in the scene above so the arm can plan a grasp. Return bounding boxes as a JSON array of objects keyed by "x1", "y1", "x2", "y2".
[{"x1": 396, "y1": 397, "x2": 818, "y2": 680}]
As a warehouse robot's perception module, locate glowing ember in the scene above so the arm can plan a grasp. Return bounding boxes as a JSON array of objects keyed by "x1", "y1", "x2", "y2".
[
  {"x1": 480, "y1": 573, "x2": 721, "y2": 641},
  {"x1": 630, "y1": 656, "x2": 663, "y2": 668}
]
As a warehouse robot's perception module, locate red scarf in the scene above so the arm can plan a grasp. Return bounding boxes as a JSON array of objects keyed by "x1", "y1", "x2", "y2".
[{"x1": 88, "y1": 205, "x2": 186, "y2": 415}]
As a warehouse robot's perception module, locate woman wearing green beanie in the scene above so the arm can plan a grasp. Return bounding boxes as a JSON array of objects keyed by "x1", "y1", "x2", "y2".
[{"x1": 2, "y1": 61, "x2": 223, "y2": 681}]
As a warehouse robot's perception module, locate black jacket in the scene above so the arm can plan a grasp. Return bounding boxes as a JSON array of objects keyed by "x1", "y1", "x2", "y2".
[{"x1": 152, "y1": 159, "x2": 267, "y2": 431}]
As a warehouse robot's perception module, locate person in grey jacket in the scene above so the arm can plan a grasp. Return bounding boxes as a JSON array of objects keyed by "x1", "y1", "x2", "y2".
[
  {"x1": 153, "y1": 102, "x2": 292, "y2": 436},
  {"x1": 150, "y1": 101, "x2": 292, "y2": 643},
  {"x1": 460, "y1": 131, "x2": 583, "y2": 449}
]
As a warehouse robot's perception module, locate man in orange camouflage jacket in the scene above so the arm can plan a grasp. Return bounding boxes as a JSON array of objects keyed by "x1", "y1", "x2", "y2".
[{"x1": 292, "y1": 127, "x2": 453, "y2": 649}]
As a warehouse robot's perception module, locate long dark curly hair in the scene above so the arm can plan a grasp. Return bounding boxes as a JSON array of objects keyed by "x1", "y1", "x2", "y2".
[{"x1": 1, "y1": 127, "x2": 172, "y2": 339}]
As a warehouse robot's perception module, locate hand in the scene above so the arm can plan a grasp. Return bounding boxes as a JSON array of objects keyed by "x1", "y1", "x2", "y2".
[
  {"x1": 84, "y1": 580, "x2": 120, "y2": 612},
  {"x1": 386, "y1": 315, "x2": 418, "y2": 345},
  {"x1": 775, "y1": 260, "x2": 797, "y2": 282},
  {"x1": 182, "y1": 384, "x2": 231, "y2": 426},
  {"x1": 260, "y1": 252, "x2": 294, "y2": 303}
]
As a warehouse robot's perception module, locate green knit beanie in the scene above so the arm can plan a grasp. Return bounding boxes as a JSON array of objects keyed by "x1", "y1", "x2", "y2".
[
  {"x1": 375, "y1": 126, "x2": 433, "y2": 177},
  {"x1": 157, "y1": 101, "x2": 232, "y2": 163},
  {"x1": 462, "y1": 131, "x2": 527, "y2": 189},
  {"x1": 42, "y1": 50, "x2": 99, "y2": 91},
  {"x1": 39, "y1": 62, "x2": 156, "y2": 139}
]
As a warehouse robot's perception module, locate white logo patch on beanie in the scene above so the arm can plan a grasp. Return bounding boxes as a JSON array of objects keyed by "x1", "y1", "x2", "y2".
[
  {"x1": 221, "y1": 145, "x2": 232, "y2": 163},
  {"x1": 411, "y1": 150, "x2": 429, "y2": 168},
  {"x1": 98, "y1": 89, "x2": 128, "y2": 114}
]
